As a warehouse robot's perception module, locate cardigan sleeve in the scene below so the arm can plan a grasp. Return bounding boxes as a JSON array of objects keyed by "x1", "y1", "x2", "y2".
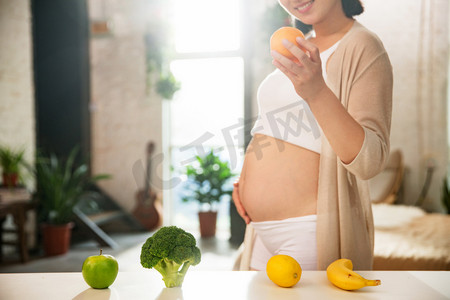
[{"x1": 340, "y1": 34, "x2": 393, "y2": 180}]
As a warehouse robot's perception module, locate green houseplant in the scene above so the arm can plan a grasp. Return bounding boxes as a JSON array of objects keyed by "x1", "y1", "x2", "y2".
[
  {"x1": 0, "y1": 146, "x2": 26, "y2": 188},
  {"x1": 182, "y1": 150, "x2": 235, "y2": 237},
  {"x1": 156, "y1": 71, "x2": 181, "y2": 100},
  {"x1": 35, "y1": 148, "x2": 110, "y2": 256},
  {"x1": 144, "y1": 0, "x2": 180, "y2": 101}
]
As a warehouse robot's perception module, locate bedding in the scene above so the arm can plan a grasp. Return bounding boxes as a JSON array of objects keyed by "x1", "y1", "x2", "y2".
[{"x1": 372, "y1": 203, "x2": 450, "y2": 270}]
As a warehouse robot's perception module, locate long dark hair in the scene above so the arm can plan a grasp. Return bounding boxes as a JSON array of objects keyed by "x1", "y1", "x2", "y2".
[
  {"x1": 342, "y1": 0, "x2": 364, "y2": 18},
  {"x1": 295, "y1": 0, "x2": 364, "y2": 34}
]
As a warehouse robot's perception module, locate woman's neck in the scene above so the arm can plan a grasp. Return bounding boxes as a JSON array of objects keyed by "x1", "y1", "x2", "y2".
[
  {"x1": 311, "y1": 18, "x2": 354, "y2": 51},
  {"x1": 314, "y1": 17, "x2": 354, "y2": 37}
]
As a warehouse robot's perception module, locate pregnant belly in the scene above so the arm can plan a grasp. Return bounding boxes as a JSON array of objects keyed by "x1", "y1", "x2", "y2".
[{"x1": 239, "y1": 134, "x2": 320, "y2": 222}]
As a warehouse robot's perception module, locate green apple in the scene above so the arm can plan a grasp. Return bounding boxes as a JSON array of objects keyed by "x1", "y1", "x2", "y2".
[{"x1": 82, "y1": 249, "x2": 119, "y2": 289}]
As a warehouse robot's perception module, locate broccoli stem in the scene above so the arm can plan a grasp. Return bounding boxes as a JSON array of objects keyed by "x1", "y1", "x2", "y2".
[{"x1": 154, "y1": 258, "x2": 192, "y2": 288}]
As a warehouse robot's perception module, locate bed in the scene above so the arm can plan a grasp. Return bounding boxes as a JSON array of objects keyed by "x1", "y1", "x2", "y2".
[
  {"x1": 372, "y1": 203, "x2": 450, "y2": 270},
  {"x1": 368, "y1": 149, "x2": 450, "y2": 270}
]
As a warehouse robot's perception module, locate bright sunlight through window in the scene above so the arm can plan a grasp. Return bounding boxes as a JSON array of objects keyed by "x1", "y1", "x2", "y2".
[
  {"x1": 171, "y1": 0, "x2": 240, "y2": 53},
  {"x1": 167, "y1": 0, "x2": 244, "y2": 233}
]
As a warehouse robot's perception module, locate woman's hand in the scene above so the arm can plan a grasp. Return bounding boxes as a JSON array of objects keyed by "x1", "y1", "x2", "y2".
[
  {"x1": 232, "y1": 179, "x2": 251, "y2": 224},
  {"x1": 271, "y1": 37, "x2": 328, "y2": 103}
]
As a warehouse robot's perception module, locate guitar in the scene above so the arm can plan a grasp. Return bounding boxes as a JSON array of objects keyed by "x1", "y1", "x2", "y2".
[{"x1": 132, "y1": 141, "x2": 163, "y2": 231}]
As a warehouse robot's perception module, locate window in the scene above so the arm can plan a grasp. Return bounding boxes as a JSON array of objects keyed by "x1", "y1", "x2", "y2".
[
  {"x1": 164, "y1": 0, "x2": 245, "y2": 234},
  {"x1": 172, "y1": 0, "x2": 240, "y2": 53}
]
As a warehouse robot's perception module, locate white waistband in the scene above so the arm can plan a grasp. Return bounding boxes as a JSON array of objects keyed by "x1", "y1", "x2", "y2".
[{"x1": 251, "y1": 214, "x2": 317, "y2": 226}]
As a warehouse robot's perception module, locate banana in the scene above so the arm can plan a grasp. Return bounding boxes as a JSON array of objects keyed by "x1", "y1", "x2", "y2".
[{"x1": 326, "y1": 259, "x2": 381, "y2": 291}]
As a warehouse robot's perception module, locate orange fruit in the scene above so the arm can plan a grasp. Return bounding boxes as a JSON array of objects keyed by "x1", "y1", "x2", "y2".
[
  {"x1": 266, "y1": 254, "x2": 302, "y2": 288},
  {"x1": 270, "y1": 27, "x2": 305, "y2": 60}
]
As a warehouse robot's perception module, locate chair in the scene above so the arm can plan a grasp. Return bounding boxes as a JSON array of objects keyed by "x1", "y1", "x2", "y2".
[{"x1": 0, "y1": 188, "x2": 35, "y2": 263}]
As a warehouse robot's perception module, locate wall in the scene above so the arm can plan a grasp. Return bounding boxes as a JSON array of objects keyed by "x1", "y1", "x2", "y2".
[
  {"x1": 88, "y1": 0, "x2": 163, "y2": 212},
  {"x1": 0, "y1": 0, "x2": 35, "y2": 181},
  {"x1": 0, "y1": 0, "x2": 35, "y2": 251},
  {"x1": 357, "y1": 0, "x2": 449, "y2": 212}
]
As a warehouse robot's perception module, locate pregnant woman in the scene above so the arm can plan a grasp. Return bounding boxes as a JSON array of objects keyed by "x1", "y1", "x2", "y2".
[{"x1": 233, "y1": 0, "x2": 393, "y2": 271}]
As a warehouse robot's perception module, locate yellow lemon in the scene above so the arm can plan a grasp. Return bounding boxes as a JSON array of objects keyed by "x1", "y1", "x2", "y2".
[{"x1": 266, "y1": 254, "x2": 302, "y2": 288}]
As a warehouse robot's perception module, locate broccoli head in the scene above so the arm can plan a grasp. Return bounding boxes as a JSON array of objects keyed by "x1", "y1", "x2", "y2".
[{"x1": 140, "y1": 226, "x2": 201, "y2": 288}]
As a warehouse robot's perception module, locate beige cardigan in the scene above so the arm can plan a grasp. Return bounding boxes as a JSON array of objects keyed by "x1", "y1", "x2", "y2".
[{"x1": 238, "y1": 21, "x2": 393, "y2": 271}]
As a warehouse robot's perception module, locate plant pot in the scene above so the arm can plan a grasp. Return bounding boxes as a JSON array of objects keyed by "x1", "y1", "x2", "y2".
[
  {"x1": 41, "y1": 222, "x2": 74, "y2": 256},
  {"x1": 198, "y1": 211, "x2": 217, "y2": 238},
  {"x1": 2, "y1": 172, "x2": 18, "y2": 188}
]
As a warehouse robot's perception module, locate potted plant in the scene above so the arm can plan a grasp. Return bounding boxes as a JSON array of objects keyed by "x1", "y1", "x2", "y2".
[
  {"x1": 35, "y1": 148, "x2": 110, "y2": 256},
  {"x1": 182, "y1": 150, "x2": 235, "y2": 238},
  {"x1": 0, "y1": 146, "x2": 26, "y2": 188},
  {"x1": 156, "y1": 71, "x2": 181, "y2": 100}
]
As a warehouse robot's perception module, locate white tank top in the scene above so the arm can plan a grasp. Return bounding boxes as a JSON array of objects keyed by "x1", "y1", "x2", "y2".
[{"x1": 251, "y1": 41, "x2": 340, "y2": 153}]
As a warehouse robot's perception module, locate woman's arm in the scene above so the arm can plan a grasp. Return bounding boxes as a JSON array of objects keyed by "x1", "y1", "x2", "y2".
[
  {"x1": 303, "y1": 85, "x2": 365, "y2": 165},
  {"x1": 272, "y1": 35, "x2": 392, "y2": 178},
  {"x1": 271, "y1": 38, "x2": 365, "y2": 164}
]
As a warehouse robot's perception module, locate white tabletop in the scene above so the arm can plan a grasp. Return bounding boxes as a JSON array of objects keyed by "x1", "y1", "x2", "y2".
[{"x1": 0, "y1": 271, "x2": 449, "y2": 300}]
